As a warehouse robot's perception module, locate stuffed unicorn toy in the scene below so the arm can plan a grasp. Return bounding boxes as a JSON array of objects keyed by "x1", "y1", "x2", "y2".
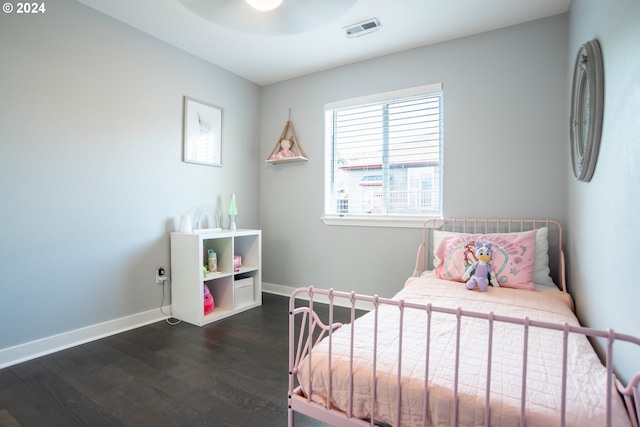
[{"x1": 462, "y1": 242, "x2": 499, "y2": 292}]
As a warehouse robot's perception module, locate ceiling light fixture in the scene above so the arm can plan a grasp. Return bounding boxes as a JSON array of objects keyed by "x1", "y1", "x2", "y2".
[{"x1": 245, "y1": 0, "x2": 283, "y2": 12}]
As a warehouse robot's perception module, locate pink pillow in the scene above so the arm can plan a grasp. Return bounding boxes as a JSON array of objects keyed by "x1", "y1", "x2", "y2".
[{"x1": 434, "y1": 229, "x2": 537, "y2": 290}]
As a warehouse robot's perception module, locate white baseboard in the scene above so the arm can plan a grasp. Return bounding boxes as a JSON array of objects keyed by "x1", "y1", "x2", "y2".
[
  {"x1": 0, "y1": 306, "x2": 171, "y2": 370},
  {"x1": 262, "y1": 282, "x2": 372, "y2": 311},
  {"x1": 262, "y1": 282, "x2": 299, "y2": 297}
]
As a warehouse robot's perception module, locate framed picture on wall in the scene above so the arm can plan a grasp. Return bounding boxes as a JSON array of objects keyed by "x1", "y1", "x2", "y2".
[{"x1": 183, "y1": 96, "x2": 223, "y2": 167}]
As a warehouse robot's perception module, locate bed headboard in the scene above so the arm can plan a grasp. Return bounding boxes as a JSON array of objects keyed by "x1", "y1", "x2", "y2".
[{"x1": 413, "y1": 218, "x2": 566, "y2": 293}]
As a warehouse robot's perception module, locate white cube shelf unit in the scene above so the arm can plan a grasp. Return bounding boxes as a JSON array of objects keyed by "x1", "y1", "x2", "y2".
[{"x1": 170, "y1": 229, "x2": 262, "y2": 326}]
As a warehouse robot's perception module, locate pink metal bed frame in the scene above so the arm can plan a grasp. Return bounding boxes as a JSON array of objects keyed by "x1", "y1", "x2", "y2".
[{"x1": 288, "y1": 218, "x2": 640, "y2": 427}]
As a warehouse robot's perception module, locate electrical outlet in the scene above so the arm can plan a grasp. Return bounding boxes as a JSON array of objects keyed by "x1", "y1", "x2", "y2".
[{"x1": 156, "y1": 267, "x2": 167, "y2": 284}]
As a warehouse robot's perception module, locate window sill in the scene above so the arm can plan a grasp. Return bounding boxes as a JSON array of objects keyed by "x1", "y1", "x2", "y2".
[{"x1": 321, "y1": 215, "x2": 434, "y2": 228}]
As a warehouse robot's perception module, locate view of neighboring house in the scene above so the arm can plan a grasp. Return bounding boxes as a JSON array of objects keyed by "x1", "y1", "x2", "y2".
[{"x1": 327, "y1": 91, "x2": 442, "y2": 216}]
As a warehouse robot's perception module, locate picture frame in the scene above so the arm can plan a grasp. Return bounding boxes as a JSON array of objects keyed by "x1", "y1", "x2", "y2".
[{"x1": 183, "y1": 96, "x2": 223, "y2": 167}]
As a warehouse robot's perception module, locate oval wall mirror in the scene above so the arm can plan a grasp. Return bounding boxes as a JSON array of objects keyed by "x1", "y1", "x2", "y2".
[{"x1": 570, "y1": 39, "x2": 604, "y2": 182}]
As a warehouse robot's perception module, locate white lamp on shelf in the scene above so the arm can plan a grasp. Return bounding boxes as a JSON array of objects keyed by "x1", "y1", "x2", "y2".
[{"x1": 228, "y1": 193, "x2": 238, "y2": 230}]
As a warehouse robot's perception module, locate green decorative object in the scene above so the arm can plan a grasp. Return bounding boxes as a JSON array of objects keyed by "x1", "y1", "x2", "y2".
[{"x1": 228, "y1": 193, "x2": 238, "y2": 230}]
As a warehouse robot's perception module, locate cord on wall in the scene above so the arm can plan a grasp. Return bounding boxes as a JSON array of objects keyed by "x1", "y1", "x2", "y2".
[{"x1": 160, "y1": 277, "x2": 181, "y2": 325}]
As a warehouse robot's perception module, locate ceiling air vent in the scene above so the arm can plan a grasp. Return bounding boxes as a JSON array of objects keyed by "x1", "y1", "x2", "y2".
[{"x1": 344, "y1": 18, "x2": 382, "y2": 38}]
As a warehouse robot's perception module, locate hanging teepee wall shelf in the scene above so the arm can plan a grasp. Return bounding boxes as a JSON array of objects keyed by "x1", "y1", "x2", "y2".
[{"x1": 266, "y1": 110, "x2": 308, "y2": 164}]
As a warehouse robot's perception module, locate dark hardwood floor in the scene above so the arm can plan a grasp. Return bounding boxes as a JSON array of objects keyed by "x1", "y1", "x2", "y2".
[{"x1": 0, "y1": 293, "x2": 348, "y2": 427}]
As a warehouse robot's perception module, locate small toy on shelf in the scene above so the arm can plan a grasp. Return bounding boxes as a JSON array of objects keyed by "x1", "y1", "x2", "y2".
[
  {"x1": 271, "y1": 138, "x2": 296, "y2": 160},
  {"x1": 203, "y1": 284, "x2": 214, "y2": 314}
]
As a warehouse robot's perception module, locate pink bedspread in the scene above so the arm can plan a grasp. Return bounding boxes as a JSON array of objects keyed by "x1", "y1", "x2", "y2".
[{"x1": 296, "y1": 276, "x2": 631, "y2": 426}]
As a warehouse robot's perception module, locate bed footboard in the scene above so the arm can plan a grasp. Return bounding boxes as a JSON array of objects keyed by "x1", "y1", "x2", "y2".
[{"x1": 288, "y1": 286, "x2": 640, "y2": 427}]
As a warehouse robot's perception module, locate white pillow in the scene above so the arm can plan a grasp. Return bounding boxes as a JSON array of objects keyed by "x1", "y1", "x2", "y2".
[
  {"x1": 532, "y1": 227, "x2": 555, "y2": 288},
  {"x1": 432, "y1": 227, "x2": 555, "y2": 288}
]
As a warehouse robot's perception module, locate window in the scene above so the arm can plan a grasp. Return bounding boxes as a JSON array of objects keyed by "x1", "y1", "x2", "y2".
[{"x1": 323, "y1": 84, "x2": 443, "y2": 226}]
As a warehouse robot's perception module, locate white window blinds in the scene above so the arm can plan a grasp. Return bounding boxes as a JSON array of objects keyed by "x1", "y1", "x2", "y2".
[{"x1": 324, "y1": 84, "x2": 443, "y2": 219}]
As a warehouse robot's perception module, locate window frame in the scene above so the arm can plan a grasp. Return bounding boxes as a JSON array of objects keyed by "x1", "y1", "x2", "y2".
[{"x1": 322, "y1": 83, "x2": 443, "y2": 228}]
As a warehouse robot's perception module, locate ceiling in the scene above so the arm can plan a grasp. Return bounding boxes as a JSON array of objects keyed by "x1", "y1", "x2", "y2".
[{"x1": 75, "y1": 0, "x2": 571, "y2": 86}]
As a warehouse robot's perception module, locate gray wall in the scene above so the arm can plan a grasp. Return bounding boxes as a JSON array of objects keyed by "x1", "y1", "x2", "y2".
[
  {"x1": 566, "y1": 0, "x2": 640, "y2": 382},
  {"x1": 0, "y1": 0, "x2": 261, "y2": 350},
  {"x1": 260, "y1": 15, "x2": 568, "y2": 298}
]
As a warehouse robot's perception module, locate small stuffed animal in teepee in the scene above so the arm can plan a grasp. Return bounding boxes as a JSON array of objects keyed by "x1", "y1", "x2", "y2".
[
  {"x1": 461, "y1": 242, "x2": 499, "y2": 292},
  {"x1": 271, "y1": 139, "x2": 295, "y2": 160}
]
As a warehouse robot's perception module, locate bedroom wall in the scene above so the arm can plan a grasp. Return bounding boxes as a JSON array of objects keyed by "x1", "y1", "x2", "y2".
[
  {"x1": 0, "y1": 0, "x2": 260, "y2": 361},
  {"x1": 260, "y1": 15, "x2": 568, "y2": 298},
  {"x1": 566, "y1": 0, "x2": 640, "y2": 382}
]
